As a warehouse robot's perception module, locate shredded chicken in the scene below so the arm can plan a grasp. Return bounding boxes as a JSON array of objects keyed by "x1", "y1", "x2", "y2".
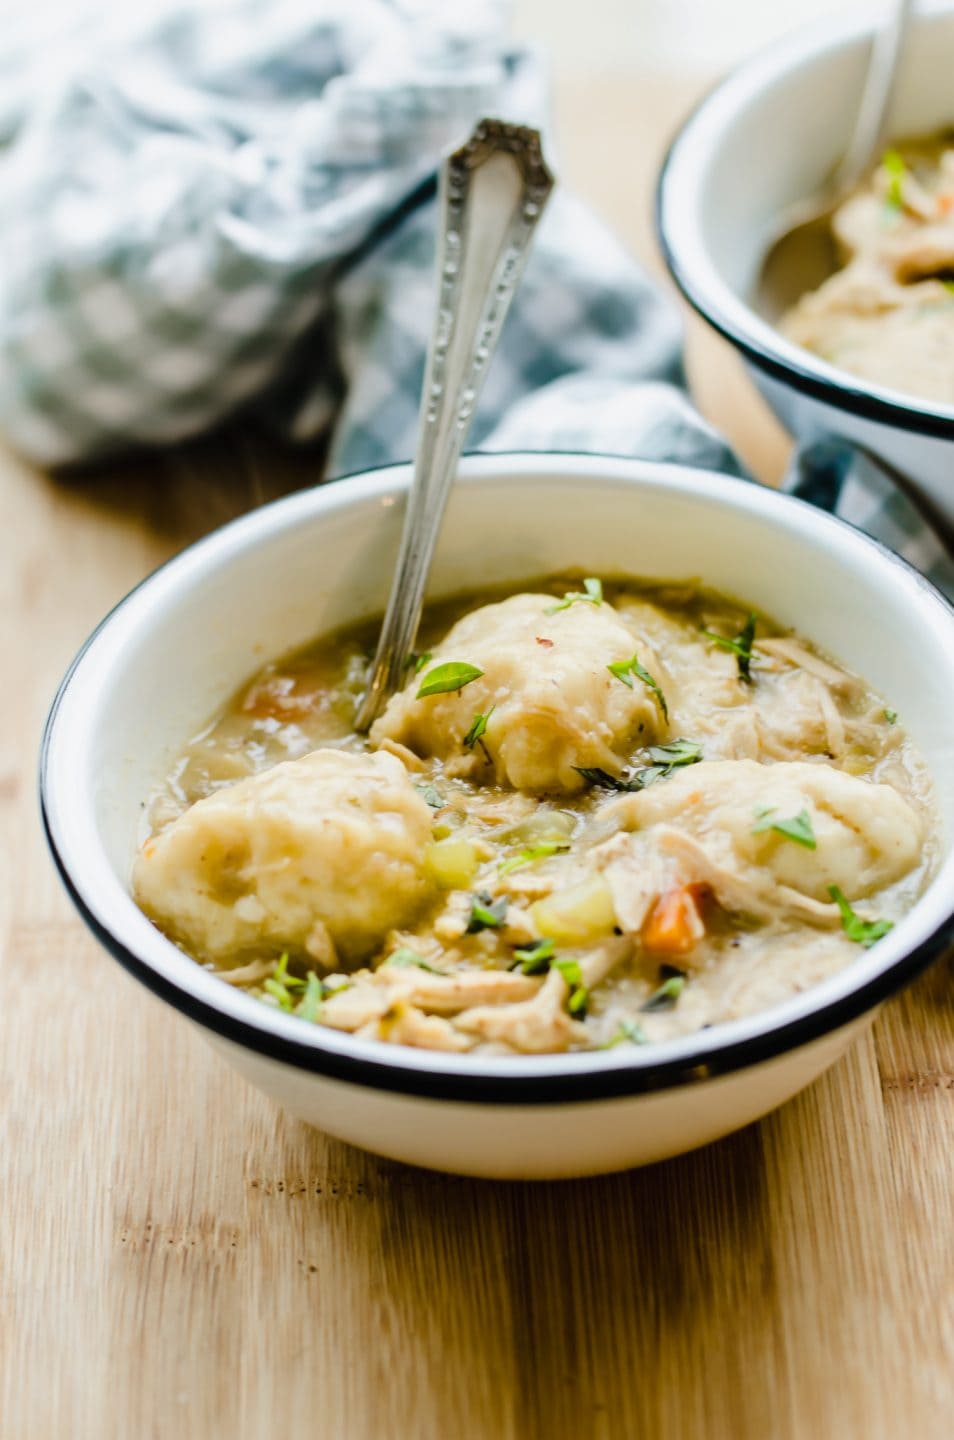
[
  {"x1": 138, "y1": 576, "x2": 936, "y2": 1056},
  {"x1": 755, "y1": 637, "x2": 857, "y2": 692},
  {"x1": 360, "y1": 1002, "x2": 474, "y2": 1052},
  {"x1": 217, "y1": 957, "x2": 275, "y2": 986},
  {"x1": 454, "y1": 969, "x2": 587, "y2": 1054}
]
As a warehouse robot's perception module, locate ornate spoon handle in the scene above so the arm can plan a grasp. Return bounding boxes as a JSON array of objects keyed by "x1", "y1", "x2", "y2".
[{"x1": 354, "y1": 119, "x2": 554, "y2": 732}]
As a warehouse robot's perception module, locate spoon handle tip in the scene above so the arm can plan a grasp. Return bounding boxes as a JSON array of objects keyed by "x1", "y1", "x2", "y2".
[{"x1": 354, "y1": 118, "x2": 554, "y2": 732}]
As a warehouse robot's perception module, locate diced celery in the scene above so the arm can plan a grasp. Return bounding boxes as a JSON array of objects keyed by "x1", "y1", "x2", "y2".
[
  {"x1": 530, "y1": 875, "x2": 616, "y2": 945},
  {"x1": 425, "y1": 838, "x2": 480, "y2": 889}
]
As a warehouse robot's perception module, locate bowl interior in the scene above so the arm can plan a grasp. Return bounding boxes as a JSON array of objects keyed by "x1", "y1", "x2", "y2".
[
  {"x1": 43, "y1": 455, "x2": 954, "y2": 1082},
  {"x1": 661, "y1": 4, "x2": 954, "y2": 359}
]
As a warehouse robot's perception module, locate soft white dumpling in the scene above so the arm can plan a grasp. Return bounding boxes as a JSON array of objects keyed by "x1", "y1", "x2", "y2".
[
  {"x1": 601, "y1": 758, "x2": 923, "y2": 916},
  {"x1": 134, "y1": 748, "x2": 433, "y2": 966},
  {"x1": 372, "y1": 591, "x2": 667, "y2": 793}
]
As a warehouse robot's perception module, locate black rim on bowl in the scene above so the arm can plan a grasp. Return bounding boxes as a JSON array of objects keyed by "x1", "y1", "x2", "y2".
[
  {"x1": 654, "y1": 48, "x2": 954, "y2": 443},
  {"x1": 39, "y1": 453, "x2": 954, "y2": 1104}
]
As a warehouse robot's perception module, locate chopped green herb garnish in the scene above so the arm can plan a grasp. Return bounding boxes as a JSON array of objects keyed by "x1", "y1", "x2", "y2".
[
  {"x1": 554, "y1": 957, "x2": 589, "y2": 1017},
  {"x1": 702, "y1": 612, "x2": 757, "y2": 682},
  {"x1": 752, "y1": 806, "x2": 817, "y2": 849},
  {"x1": 406, "y1": 651, "x2": 433, "y2": 674},
  {"x1": 417, "y1": 661, "x2": 484, "y2": 698},
  {"x1": 512, "y1": 937, "x2": 556, "y2": 974},
  {"x1": 882, "y1": 148, "x2": 906, "y2": 210},
  {"x1": 573, "y1": 766, "x2": 636, "y2": 791},
  {"x1": 641, "y1": 974, "x2": 685, "y2": 1012},
  {"x1": 574, "y1": 741, "x2": 702, "y2": 793},
  {"x1": 602, "y1": 1017, "x2": 648, "y2": 1048},
  {"x1": 828, "y1": 885, "x2": 894, "y2": 948},
  {"x1": 884, "y1": 708, "x2": 898, "y2": 725},
  {"x1": 264, "y1": 977, "x2": 294, "y2": 1010},
  {"x1": 263, "y1": 952, "x2": 306, "y2": 1009},
  {"x1": 630, "y1": 766, "x2": 667, "y2": 789},
  {"x1": 546, "y1": 577, "x2": 603, "y2": 614},
  {"x1": 607, "y1": 654, "x2": 669, "y2": 720},
  {"x1": 323, "y1": 978, "x2": 352, "y2": 998},
  {"x1": 646, "y1": 739, "x2": 702, "y2": 769},
  {"x1": 463, "y1": 706, "x2": 494, "y2": 750},
  {"x1": 466, "y1": 892, "x2": 508, "y2": 933},
  {"x1": 383, "y1": 946, "x2": 444, "y2": 973},
  {"x1": 629, "y1": 739, "x2": 704, "y2": 789},
  {"x1": 416, "y1": 781, "x2": 444, "y2": 809},
  {"x1": 296, "y1": 971, "x2": 324, "y2": 1023},
  {"x1": 499, "y1": 841, "x2": 570, "y2": 876}
]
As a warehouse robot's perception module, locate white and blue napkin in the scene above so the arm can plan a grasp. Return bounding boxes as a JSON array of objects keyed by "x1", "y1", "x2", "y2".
[{"x1": 0, "y1": 0, "x2": 950, "y2": 599}]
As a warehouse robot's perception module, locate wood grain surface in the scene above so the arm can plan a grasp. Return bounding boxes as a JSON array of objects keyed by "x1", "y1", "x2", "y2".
[{"x1": 1, "y1": 71, "x2": 952, "y2": 1440}]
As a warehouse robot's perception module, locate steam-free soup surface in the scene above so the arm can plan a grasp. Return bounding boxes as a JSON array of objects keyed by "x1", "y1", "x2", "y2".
[
  {"x1": 782, "y1": 136, "x2": 954, "y2": 403},
  {"x1": 133, "y1": 576, "x2": 936, "y2": 1055}
]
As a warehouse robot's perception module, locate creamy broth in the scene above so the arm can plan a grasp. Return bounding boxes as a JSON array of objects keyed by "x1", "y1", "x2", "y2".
[
  {"x1": 133, "y1": 576, "x2": 937, "y2": 1055},
  {"x1": 781, "y1": 135, "x2": 954, "y2": 403}
]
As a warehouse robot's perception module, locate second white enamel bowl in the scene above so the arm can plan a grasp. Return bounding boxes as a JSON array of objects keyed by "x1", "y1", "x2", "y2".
[
  {"x1": 41, "y1": 454, "x2": 954, "y2": 1177},
  {"x1": 657, "y1": 3, "x2": 954, "y2": 524}
]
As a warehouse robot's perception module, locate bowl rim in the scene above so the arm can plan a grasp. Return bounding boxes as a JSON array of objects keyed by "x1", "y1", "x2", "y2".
[
  {"x1": 655, "y1": 2, "x2": 954, "y2": 440},
  {"x1": 40, "y1": 451, "x2": 954, "y2": 1104}
]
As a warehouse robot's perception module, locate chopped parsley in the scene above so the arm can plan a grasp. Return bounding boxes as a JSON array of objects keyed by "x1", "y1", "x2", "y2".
[
  {"x1": 417, "y1": 661, "x2": 484, "y2": 698},
  {"x1": 499, "y1": 840, "x2": 570, "y2": 876},
  {"x1": 511, "y1": 937, "x2": 556, "y2": 974},
  {"x1": 752, "y1": 805, "x2": 817, "y2": 849},
  {"x1": 546, "y1": 576, "x2": 603, "y2": 614},
  {"x1": 263, "y1": 952, "x2": 305, "y2": 1010},
  {"x1": 602, "y1": 1017, "x2": 648, "y2": 1048},
  {"x1": 415, "y1": 781, "x2": 444, "y2": 809},
  {"x1": 882, "y1": 148, "x2": 906, "y2": 210},
  {"x1": 508, "y1": 940, "x2": 589, "y2": 1013},
  {"x1": 607, "y1": 654, "x2": 669, "y2": 720},
  {"x1": 263, "y1": 978, "x2": 294, "y2": 1010},
  {"x1": 702, "y1": 612, "x2": 757, "y2": 681},
  {"x1": 828, "y1": 885, "x2": 894, "y2": 948},
  {"x1": 383, "y1": 946, "x2": 444, "y2": 973},
  {"x1": 573, "y1": 766, "x2": 636, "y2": 791},
  {"x1": 554, "y1": 957, "x2": 589, "y2": 1017},
  {"x1": 884, "y1": 708, "x2": 898, "y2": 725},
  {"x1": 574, "y1": 739, "x2": 702, "y2": 793},
  {"x1": 406, "y1": 651, "x2": 432, "y2": 674},
  {"x1": 296, "y1": 971, "x2": 324, "y2": 1023},
  {"x1": 466, "y1": 892, "x2": 508, "y2": 933},
  {"x1": 641, "y1": 974, "x2": 685, "y2": 1012},
  {"x1": 647, "y1": 738, "x2": 703, "y2": 767},
  {"x1": 463, "y1": 706, "x2": 494, "y2": 751},
  {"x1": 632, "y1": 739, "x2": 703, "y2": 788}
]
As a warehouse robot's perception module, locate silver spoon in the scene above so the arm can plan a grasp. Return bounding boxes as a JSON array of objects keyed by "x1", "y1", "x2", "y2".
[
  {"x1": 354, "y1": 119, "x2": 554, "y2": 732},
  {"x1": 757, "y1": 0, "x2": 913, "y2": 319}
]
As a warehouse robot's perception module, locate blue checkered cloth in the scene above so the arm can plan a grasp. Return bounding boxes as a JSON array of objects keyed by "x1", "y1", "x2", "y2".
[{"x1": 0, "y1": 0, "x2": 950, "y2": 601}]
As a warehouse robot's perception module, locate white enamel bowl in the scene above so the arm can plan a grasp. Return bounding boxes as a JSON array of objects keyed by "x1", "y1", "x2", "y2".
[
  {"x1": 41, "y1": 454, "x2": 954, "y2": 1179},
  {"x1": 657, "y1": 2, "x2": 954, "y2": 526}
]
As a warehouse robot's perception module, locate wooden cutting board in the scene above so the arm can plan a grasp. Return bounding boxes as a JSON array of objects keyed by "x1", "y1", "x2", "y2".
[{"x1": 1, "y1": 73, "x2": 951, "y2": 1440}]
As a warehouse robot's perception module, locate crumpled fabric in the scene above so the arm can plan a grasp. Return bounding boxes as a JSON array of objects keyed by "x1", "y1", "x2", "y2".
[
  {"x1": 0, "y1": 0, "x2": 950, "y2": 597},
  {"x1": 0, "y1": 0, "x2": 737, "y2": 478}
]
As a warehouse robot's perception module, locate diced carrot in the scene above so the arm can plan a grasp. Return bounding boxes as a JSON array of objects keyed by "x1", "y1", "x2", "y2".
[
  {"x1": 937, "y1": 193, "x2": 954, "y2": 215},
  {"x1": 641, "y1": 885, "x2": 706, "y2": 955},
  {"x1": 241, "y1": 674, "x2": 318, "y2": 721}
]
